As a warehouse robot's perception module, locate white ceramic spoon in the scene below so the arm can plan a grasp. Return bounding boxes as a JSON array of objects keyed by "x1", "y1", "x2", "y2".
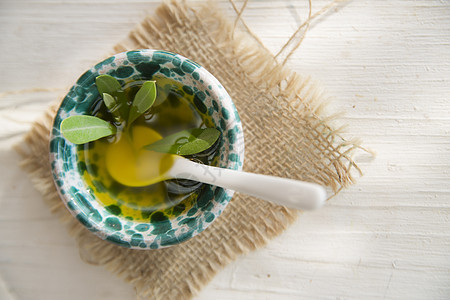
[{"x1": 106, "y1": 126, "x2": 326, "y2": 210}]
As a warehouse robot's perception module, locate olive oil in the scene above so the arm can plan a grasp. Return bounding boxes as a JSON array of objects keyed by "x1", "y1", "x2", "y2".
[{"x1": 78, "y1": 77, "x2": 218, "y2": 221}]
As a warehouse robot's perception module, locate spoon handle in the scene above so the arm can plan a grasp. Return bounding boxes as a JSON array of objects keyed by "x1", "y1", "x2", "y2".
[{"x1": 169, "y1": 158, "x2": 326, "y2": 210}]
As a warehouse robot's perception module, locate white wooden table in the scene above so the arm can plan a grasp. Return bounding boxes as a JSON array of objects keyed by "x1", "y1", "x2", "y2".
[{"x1": 1, "y1": 0, "x2": 449, "y2": 299}]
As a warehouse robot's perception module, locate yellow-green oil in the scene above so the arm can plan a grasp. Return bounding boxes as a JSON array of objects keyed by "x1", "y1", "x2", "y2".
[{"x1": 78, "y1": 76, "x2": 218, "y2": 221}]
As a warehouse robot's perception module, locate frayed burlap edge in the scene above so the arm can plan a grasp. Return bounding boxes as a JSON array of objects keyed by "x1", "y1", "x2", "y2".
[{"x1": 15, "y1": 1, "x2": 366, "y2": 299}]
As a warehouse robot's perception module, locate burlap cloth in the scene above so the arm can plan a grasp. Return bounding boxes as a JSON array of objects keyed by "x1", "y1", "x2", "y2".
[{"x1": 17, "y1": 1, "x2": 364, "y2": 299}]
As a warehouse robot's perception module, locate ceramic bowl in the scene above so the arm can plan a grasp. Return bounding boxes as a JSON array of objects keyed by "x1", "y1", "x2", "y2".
[{"x1": 50, "y1": 50, "x2": 244, "y2": 249}]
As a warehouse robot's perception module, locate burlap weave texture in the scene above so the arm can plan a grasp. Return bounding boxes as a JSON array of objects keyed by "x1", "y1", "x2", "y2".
[{"x1": 18, "y1": 1, "x2": 362, "y2": 299}]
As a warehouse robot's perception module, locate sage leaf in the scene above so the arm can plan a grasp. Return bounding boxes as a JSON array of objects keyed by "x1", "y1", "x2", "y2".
[
  {"x1": 145, "y1": 128, "x2": 221, "y2": 156},
  {"x1": 96, "y1": 75, "x2": 128, "y2": 120},
  {"x1": 95, "y1": 75, "x2": 122, "y2": 95},
  {"x1": 128, "y1": 81, "x2": 157, "y2": 125},
  {"x1": 61, "y1": 115, "x2": 116, "y2": 144},
  {"x1": 102, "y1": 92, "x2": 116, "y2": 110},
  {"x1": 102, "y1": 93, "x2": 121, "y2": 121}
]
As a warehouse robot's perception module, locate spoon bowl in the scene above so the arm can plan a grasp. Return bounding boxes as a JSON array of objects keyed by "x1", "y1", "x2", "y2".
[{"x1": 105, "y1": 126, "x2": 175, "y2": 187}]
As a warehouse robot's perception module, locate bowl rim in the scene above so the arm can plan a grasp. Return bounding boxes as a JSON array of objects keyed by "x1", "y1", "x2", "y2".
[{"x1": 49, "y1": 49, "x2": 244, "y2": 249}]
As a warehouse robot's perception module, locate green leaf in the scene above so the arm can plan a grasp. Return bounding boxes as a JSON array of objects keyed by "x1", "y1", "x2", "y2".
[
  {"x1": 61, "y1": 115, "x2": 116, "y2": 144},
  {"x1": 95, "y1": 75, "x2": 122, "y2": 95},
  {"x1": 102, "y1": 92, "x2": 115, "y2": 110},
  {"x1": 145, "y1": 128, "x2": 221, "y2": 156},
  {"x1": 96, "y1": 75, "x2": 128, "y2": 121},
  {"x1": 102, "y1": 93, "x2": 121, "y2": 120},
  {"x1": 128, "y1": 81, "x2": 156, "y2": 125}
]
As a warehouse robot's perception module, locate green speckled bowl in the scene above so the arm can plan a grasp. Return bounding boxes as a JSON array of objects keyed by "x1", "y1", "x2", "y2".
[{"x1": 50, "y1": 50, "x2": 244, "y2": 249}]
